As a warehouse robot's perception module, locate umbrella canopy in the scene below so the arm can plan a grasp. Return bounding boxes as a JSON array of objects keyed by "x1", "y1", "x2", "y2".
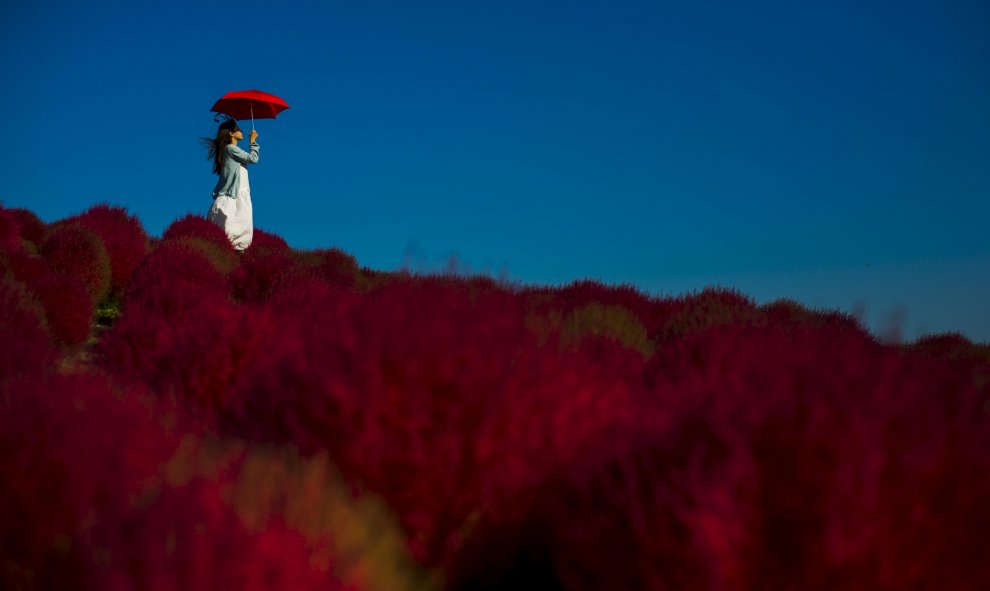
[{"x1": 211, "y1": 89, "x2": 289, "y2": 126}]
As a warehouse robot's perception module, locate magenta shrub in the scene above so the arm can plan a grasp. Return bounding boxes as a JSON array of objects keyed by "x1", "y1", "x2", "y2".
[
  {"x1": 40, "y1": 223, "x2": 112, "y2": 302},
  {"x1": 0, "y1": 276, "x2": 54, "y2": 379},
  {"x1": 33, "y1": 271, "x2": 95, "y2": 348},
  {"x1": 658, "y1": 287, "x2": 764, "y2": 340},
  {"x1": 5, "y1": 251, "x2": 95, "y2": 348},
  {"x1": 252, "y1": 227, "x2": 290, "y2": 251},
  {"x1": 72, "y1": 204, "x2": 149, "y2": 295},
  {"x1": 315, "y1": 247, "x2": 361, "y2": 288},
  {"x1": 7, "y1": 207, "x2": 45, "y2": 246},
  {"x1": 120, "y1": 239, "x2": 228, "y2": 320},
  {"x1": 99, "y1": 240, "x2": 230, "y2": 384},
  {"x1": 229, "y1": 248, "x2": 297, "y2": 303},
  {"x1": 0, "y1": 208, "x2": 45, "y2": 246},
  {"x1": 162, "y1": 213, "x2": 233, "y2": 250},
  {"x1": 0, "y1": 374, "x2": 336, "y2": 591},
  {"x1": 0, "y1": 207, "x2": 23, "y2": 254}
]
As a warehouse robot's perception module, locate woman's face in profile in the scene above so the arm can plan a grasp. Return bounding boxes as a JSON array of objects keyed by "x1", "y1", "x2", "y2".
[{"x1": 231, "y1": 127, "x2": 244, "y2": 142}]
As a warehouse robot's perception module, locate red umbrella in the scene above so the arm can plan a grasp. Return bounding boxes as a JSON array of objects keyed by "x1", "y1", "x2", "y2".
[{"x1": 211, "y1": 89, "x2": 289, "y2": 130}]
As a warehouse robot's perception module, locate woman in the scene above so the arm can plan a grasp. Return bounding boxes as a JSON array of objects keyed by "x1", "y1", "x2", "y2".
[{"x1": 203, "y1": 119, "x2": 259, "y2": 250}]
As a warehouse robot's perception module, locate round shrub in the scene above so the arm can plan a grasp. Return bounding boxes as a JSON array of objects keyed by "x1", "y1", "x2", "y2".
[
  {"x1": 72, "y1": 204, "x2": 149, "y2": 295},
  {"x1": 99, "y1": 241, "x2": 229, "y2": 384},
  {"x1": 4, "y1": 251, "x2": 95, "y2": 348},
  {"x1": 162, "y1": 213, "x2": 233, "y2": 250},
  {"x1": 658, "y1": 287, "x2": 764, "y2": 340},
  {"x1": 230, "y1": 248, "x2": 297, "y2": 303},
  {"x1": 317, "y1": 247, "x2": 362, "y2": 288},
  {"x1": 40, "y1": 223, "x2": 112, "y2": 302},
  {"x1": 290, "y1": 247, "x2": 361, "y2": 288},
  {"x1": 558, "y1": 303, "x2": 655, "y2": 358},
  {"x1": 0, "y1": 207, "x2": 22, "y2": 254},
  {"x1": 762, "y1": 298, "x2": 867, "y2": 336},
  {"x1": 0, "y1": 276, "x2": 54, "y2": 379},
  {"x1": 121, "y1": 239, "x2": 229, "y2": 321},
  {"x1": 251, "y1": 227, "x2": 289, "y2": 252},
  {"x1": 7, "y1": 207, "x2": 46, "y2": 247},
  {"x1": 0, "y1": 373, "x2": 180, "y2": 589},
  {"x1": 34, "y1": 272, "x2": 94, "y2": 348}
]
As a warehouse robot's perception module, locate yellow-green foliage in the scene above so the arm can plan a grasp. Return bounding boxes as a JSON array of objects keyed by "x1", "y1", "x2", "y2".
[
  {"x1": 163, "y1": 437, "x2": 439, "y2": 591},
  {"x1": 560, "y1": 303, "x2": 655, "y2": 358},
  {"x1": 528, "y1": 303, "x2": 655, "y2": 358}
]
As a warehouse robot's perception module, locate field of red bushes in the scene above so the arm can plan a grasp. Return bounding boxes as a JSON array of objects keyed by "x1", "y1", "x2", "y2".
[{"x1": 2, "y1": 202, "x2": 989, "y2": 590}]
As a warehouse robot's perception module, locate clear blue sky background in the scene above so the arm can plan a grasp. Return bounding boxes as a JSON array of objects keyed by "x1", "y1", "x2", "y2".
[{"x1": 2, "y1": 0, "x2": 988, "y2": 342}]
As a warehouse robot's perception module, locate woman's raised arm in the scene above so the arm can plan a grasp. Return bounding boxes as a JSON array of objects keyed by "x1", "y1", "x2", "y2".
[{"x1": 226, "y1": 142, "x2": 260, "y2": 164}]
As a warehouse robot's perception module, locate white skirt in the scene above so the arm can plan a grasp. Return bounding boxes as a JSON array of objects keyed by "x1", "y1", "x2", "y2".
[{"x1": 208, "y1": 166, "x2": 253, "y2": 250}]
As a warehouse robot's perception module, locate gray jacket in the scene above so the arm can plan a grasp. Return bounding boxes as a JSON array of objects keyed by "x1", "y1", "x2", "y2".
[{"x1": 212, "y1": 142, "x2": 260, "y2": 198}]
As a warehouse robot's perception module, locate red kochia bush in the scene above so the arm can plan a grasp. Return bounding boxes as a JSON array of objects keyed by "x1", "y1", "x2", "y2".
[
  {"x1": 0, "y1": 207, "x2": 22, "y2": 253},
  {"x1": 0, "y1": 375, "x2": 333, "y2": 591},
  {"x1": 112, "y1": 301, "x2": 281, "y2": 417},
  {"x1": 98, "y1": 240, "x2": 229, "y2": 384},
  {"x1": 6, "y1": 207, "x2": 45, "y2": 246},
  {"x1": 453, "y1": 324, "x2": 990, "y2": 590},
  {"x1": 71, "y1": 204, "x2": 149, "y2": 295},
  {"x1": 0, "y1": 276, "x2": 54, "y2": 379},
  {"x1": 222, "y1": 277, "x2": 647, "y2": 568},
  {"x1": 33, "y1": 271, "x2": 95, "y2": 348},
  {"x1": 40, "y1": 222, "x2": 112, "y2": 302},
  {"x1": 0, "y1": 374, "x2": 179, "y2": 589},
  {"x1": 524, "y1": 279, "x2": 679, "y2": 340},
  {"x1": 4, "y1": 251, "x2": 94, "y2": 348},
  {"x1": 230, "y1": 248, "x2": 297, "y2": 303},
  {"x1": 162, "y1": 213, "x2": 233, "y2": 250},
  {"x1": 315, "y1": 247, "x2": 362, "y2": 288},
  {"x1": 251, "y1": 227, "x2": 290, "y2": 251},
  {"x1": 120, "y1": 239, "x2": 229, "y2": 320}
]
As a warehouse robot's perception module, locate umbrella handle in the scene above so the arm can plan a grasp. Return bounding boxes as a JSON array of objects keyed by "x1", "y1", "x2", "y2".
[{"x1": 251, "y1": 104, "x2": 255, "y2": 131}]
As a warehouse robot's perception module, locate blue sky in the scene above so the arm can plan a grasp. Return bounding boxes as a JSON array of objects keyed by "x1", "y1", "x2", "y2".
[{"x1": 1, "y1": 0, "x2": 988, "y2": 342}]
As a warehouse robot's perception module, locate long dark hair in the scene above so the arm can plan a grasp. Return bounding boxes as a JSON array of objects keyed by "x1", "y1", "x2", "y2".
[{"x1": 201, "y1": 119, "x2": 240, "y2": 176}]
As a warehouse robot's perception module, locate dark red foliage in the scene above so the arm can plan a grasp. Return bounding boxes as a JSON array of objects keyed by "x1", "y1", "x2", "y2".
[
  {"x1": 99, "y1": 240, "x2": 230, "y2": 384},
  {"x1": 0, "y1": 375, "x2": 333, "y2": 591},
  {"x1": 230, "y1": 248, "x2": 297, "y2": 303},
  {"x1": 452, "y1": 324, "x2": 990, "y2": 589},
  {"x1": 221, "y1": 278, "x2": 643, "y2": 567},
  {"x1": 113, "y1": 301, "x2": 280, "y2": 419},
  {"x1": 524, "y1": 279, "x2": 679, "y2": 338},
  {"x1": 761, "y1": 298, "x2": 868, "y2": 336},
  {"x1": 652, "y1": 287, "x2": 766, "y2": 341},
  {"x1": 907, "y1": 332, "x2": 990, "y2": 365},
  {"x1": 71, "y1": 204, "x2": 149, "y2": 295},
  {"x1": 33, "y1": 271, "x2": 95, "y2": 348},
  {"x1": 6, "y1": 207, "x2": 45, "y2": 246},
  {"x1": 162, "y1": 213, "x2": 233, "y2": 250},
  {"x1": 6, "y1": 204, "x2": 990, "y2": 589},
  {"x1": 0, "y1": 276, "x2": 54, "y2": 379},
  {"x1": 4, "y1": 251, "x2": 94, "y2": 348},
  {"x1": 0, "y1": 208, "x2": 22, "y2": 254},
  {"x1": 314, "y1": 247, "x2": 362, "y2": 288},
  {"x1": 40, "y1": 222, "x2": 112, "y2": 302},
  {"x1": 0, "y1": 374, "x2": 179, "y2": 589},
  {"x1": 119, "y1": 239, "x2": 229, "y2": 320},
  {"x1": 251, "y1": 227, "x2": 290, "y2": 251}
]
